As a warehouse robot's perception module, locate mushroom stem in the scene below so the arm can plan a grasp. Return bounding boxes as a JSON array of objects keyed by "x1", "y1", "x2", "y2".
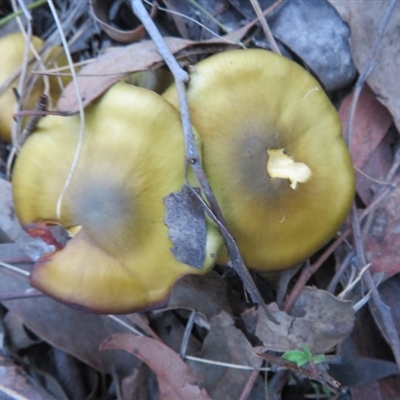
[{"x1": 266, "y1": 149, "x2": 312, "y2": 190}]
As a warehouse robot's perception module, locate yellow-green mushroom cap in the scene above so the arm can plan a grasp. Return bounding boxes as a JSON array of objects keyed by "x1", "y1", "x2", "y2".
[
  {"x1": 163, "y1": 49, "x2": 355, "y2": 271},
  {"x1": 12, "y1": 81, "x2": 222, "y2": 313},
  {"x1": 0, "y1": 32, "x2": 69, "y2": 142}
]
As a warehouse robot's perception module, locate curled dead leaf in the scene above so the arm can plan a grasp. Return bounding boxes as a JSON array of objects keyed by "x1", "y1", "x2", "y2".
[
  {"x1": 89, "y1": 0, "x2": 157, "y2": 43},
  {"x1": 100, "y1": 333, "x2": 211, "y2": 400},
  {"x1": 255, "y1": 287, "x2": 355, "y2": 354}
]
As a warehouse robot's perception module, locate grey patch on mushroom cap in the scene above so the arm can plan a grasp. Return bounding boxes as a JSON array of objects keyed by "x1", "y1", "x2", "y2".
[
  {"x1": 164, "y1": 184, "x2": 206, "y2": 270},
  {"x1": 72, "y1": 176, "x2": 137, "y2": 252},
  {"x1": 232, "y1": 128, "x2": 293, "y2": 202}
]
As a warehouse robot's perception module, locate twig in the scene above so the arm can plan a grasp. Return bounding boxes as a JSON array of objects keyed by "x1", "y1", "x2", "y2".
[
  {"x1": 283, "y1": 230, "x2": 349, "y2": 313},
  {"x1": 130, "y1": 0, "x2": 278, "y2": 324},
  {"x1": 0, "y1": 288, "x2": 43, "y2": 301},
  {"x1": 19, "y1": 94, "x2": 48, "y2": 142},
  {"x1": 239, "y1": 368, "x2": 260, "y2": 400},
  {"x1": 276, "y1": 263, "x2": 302, "y2": 308},
  {"x1": 107, "y1": 315, "x2": 144, "y2": 337},
  {"x1": 0, "y1": 0, "x2": 46, "y2": 28},
  {"x1": 326, "y1": 250, "x2": 354, "y2": 294},
  {"x1": 180, "y1": 310, "x2": 196, "y2": 359},
  {"x1": 185, "y1": 355, "x2": 269, "y2": 371},
  {"x1": 337, "y1": 261, "x2": 371, "y2": 300},
  {"x1": 250, "y1": 0, "x2": 281, "y2": 54},
  {"x1": 0, "y1": 261, "x2": 30, "y2": 276}
]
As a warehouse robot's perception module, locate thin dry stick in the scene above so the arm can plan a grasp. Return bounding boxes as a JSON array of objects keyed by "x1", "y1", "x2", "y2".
[
  {"x1": 0, "y1": 288, "x2": 43, "y2": 301},
  {"x1": 276, "y1": 263, "x2": 302, "y2": 308},
  {"x1": 107, "y1": 315, "x2": 144, "y2": 337},
  {"x1": 46, "y1": 0, "x2": 86, "y2": 220},
  {"x1": 180, "y1": 310, "x2": 196, "y2": 359},
  {"x1": 326, "y1": 250, "x2": 354, "y2": 294},
  {"x1": 0, "y1": 261, "x2": 30, "y2": 276},
  {"x1": 130, "y1": 0, "x2": 278, "y2": 324},
  {"x1": 250, "y1": 0, "x2": 281, "y2": 55},
  {"x1": 239, "y1": 368, "x2": 260, "y2": 400},
  {"x1": 185, "y1": 355, "x2": 270, "y2": 371}
]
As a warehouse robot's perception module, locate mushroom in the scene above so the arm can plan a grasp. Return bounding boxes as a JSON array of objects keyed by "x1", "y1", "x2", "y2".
[
  {"x1": 12, "y1": 81, "x2": 222, "y2": 313},
  {"x1": 125, "y1": 68, "x2": 173, "y2": 94},
  {"x1": 0, "y1": 32, "x2": 69, "y2": 142},
  {"x1": 163, "y1": 49, "x2": 355, "y2": 271}
]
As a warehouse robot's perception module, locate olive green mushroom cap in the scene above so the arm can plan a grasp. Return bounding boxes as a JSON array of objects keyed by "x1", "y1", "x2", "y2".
[
  {"x1": 12, "y1": 82, "x2": 222, "y2": 313},
  {"x1": 163, "y1": 49, "x2": 355, "y2": 271},
  {"x1": 0, "y1": 32, "x2": 69, "y2": 142}
]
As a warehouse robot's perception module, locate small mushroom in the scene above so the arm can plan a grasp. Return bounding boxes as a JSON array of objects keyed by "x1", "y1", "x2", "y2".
[
  {"x1": 163, "y1": 49, "x2": 355, "y2": 271},
  {"x1": 0, "y1": 32, "x2": 69, "y2": 142},
  {"x1": 12, "y1": 81, "x2": 222, "y2": 313}
]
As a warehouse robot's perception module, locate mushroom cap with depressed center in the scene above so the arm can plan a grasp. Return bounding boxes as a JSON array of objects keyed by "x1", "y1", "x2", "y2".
[
  {"x1": 163, "y1": 49, "x2": 355, "y2": 271},
  {"x1": 0, "y1": 32, "x2": 69, "y2": 142},
  {"x1": 12, "y1": 81, "x2": 222, "y2": 313}
]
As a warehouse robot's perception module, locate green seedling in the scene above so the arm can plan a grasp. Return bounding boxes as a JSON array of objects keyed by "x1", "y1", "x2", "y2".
[{"x1": 282, "y1": 344, "x2": 325, "y2": 367}]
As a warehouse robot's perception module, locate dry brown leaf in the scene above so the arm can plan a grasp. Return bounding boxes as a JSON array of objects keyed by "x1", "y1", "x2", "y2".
[
  {"x1": 0, "y1": 268, "x2": 136, "y2": 377},
  {"x1": 166, "y1": 271, "x2": 232, "y2": 320},
  {"x1": 100, "y1": 333, "x2": 211, "y2": 400},
  {"x1": 89, "y1": 0, "x2": 157, "y2": 43},
  {"x1": 188, "y1": 311, "x2": 263, "y2": 400},
  {"x1": 338, "y1": 85, "x2": 393, "y2": 205},
  {"x1": 364, "y1": 177, "x2": 400, "y2": 277},
  {"x1": 339, "y1": 85, "x2": 393, "y2": 170},
  {"x1": 329, "y1": 1, "x2": 400, "y2": 131},
  {"x1": 0, "y1": 355, "x2": 56, "y2": 400},
  {"x1": 255, "y1": 287, "x2": 354, "y2": 354},
  {"x1": 57, "y1": 38, "x2": 193, "y2": 112},
  {"x1": 56, "y1": 32, "x2": 249, "y2": 114},
  {"x1": 355, "y1": 138, "x2": 394, "y2": 205},
  {"x1": 3, "y1": 310, "x2": 41, "y2": 350},
  {"x1": 375, "y1": 275, "x2": 400, "y2": 348}
]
